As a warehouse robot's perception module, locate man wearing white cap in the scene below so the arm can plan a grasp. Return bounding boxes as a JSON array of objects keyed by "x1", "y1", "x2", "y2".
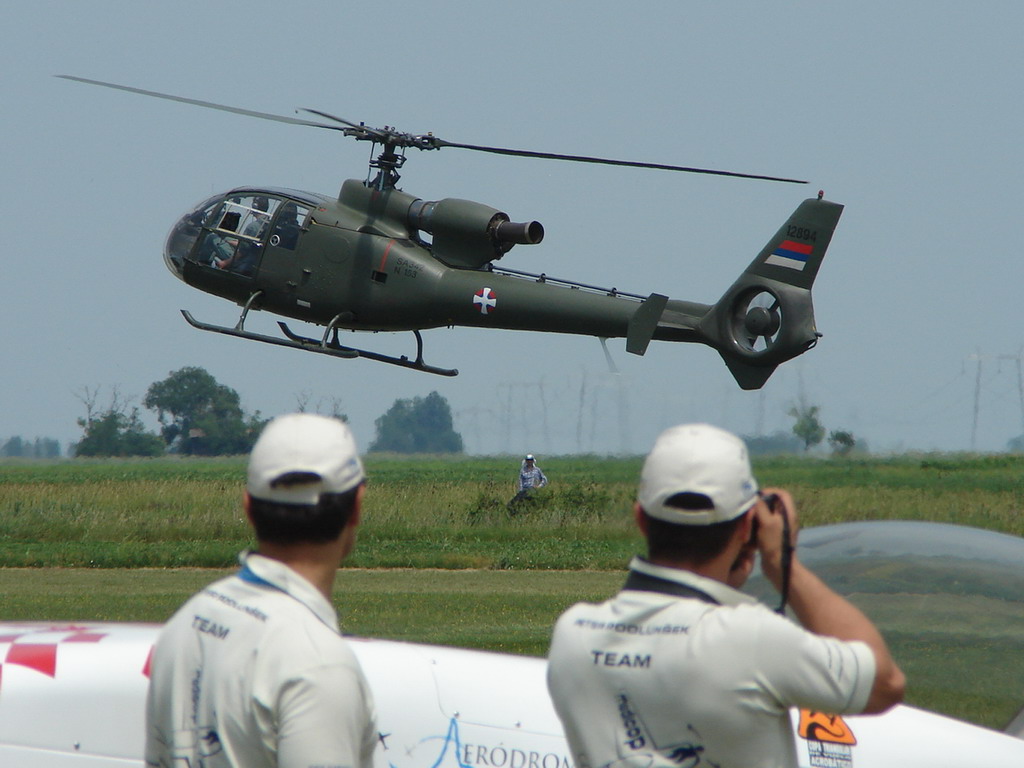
[
  {"x1": 546, "y1": 423, "x2": 904, "y2": 768},
  {"x1": 146, "y1": 413, "x2": 377, "y2": 768},
  {"x1": 509, "y1": 453, "x2": 549, "y2": 512}
]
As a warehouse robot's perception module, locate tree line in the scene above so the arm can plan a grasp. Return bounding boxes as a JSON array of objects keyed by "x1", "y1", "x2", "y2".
[
  {"x1": 22, "y1": 370, "x2": 1024, "y2": 457},
  {"x1": 0, "y1": 436, "x2": 61, "y2": 458},
  {"x1": 4, "y1": 374, "x2": 861, "y2": 459},
  {"x1": 61, "y1": 367, "x2": 463, "y2": 457},
  {"x1": 73, "y1": 367, "x2": 265, "y2": 457}
]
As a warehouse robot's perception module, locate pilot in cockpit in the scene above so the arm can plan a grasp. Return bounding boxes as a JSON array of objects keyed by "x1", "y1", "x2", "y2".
[{"x1": 216, "y1": 196, "x2": 271, "y2": 274}]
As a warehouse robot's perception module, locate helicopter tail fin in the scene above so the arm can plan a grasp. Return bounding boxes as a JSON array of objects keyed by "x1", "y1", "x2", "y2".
[
  {"x1": 626, "y1": 293, "x2": 669, "y2": 355},
  {"x1": 699, "y1": 195, "x2": 844, "y2": 389}
]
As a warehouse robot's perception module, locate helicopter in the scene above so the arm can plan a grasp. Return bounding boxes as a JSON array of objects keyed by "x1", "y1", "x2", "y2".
[{"x1": 59, "y1": 75, "x2": 843, "y2": 389}]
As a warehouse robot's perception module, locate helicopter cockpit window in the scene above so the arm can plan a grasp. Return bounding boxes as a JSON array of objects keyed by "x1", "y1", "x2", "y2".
[
  {"x1": 194, "y1": 194, "x2": 281, "y2": 276},
  {"x1": 163, "y1": 194, "x2": 224, "y2": 280},
  {"x1": 268, "y1": 203, "x2": 311, "y2": 251}
]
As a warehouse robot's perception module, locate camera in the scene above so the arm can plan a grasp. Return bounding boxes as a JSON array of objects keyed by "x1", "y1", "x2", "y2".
[{"x1": 747, "y1": 492, "x2": 780, "y2": 545}]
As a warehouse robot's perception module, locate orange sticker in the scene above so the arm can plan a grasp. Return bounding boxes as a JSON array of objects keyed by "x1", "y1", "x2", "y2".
[{"x1": 798, "y1": 710, "x2": 857, "y2": 745}]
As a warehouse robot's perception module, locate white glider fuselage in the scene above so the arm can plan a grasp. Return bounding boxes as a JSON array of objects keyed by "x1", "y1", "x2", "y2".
[{"x1": 0, "y1": 621, "x2": 1022, "y2": 768}]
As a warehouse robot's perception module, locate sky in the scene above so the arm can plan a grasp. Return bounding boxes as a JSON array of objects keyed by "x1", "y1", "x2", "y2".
[{"x1": 3, "y1": 1, "x2": 1024, "y2": 457}]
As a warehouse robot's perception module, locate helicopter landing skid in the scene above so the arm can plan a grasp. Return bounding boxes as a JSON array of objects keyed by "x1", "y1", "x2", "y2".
[
  {"x1": 278, "y1": 323, "x2": 458, "y2": 377},
  {"x1": 181, "y1": 310, "x2": 357, "y2": 360},
  {"x1": 180, "y1": 310, "x2": 458, "y2": 376}
]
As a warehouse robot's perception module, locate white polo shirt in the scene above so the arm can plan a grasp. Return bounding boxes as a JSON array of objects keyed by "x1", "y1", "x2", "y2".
[
  {"x1": 546, "y1": 557, "x2": 876, "y2": 768},
  {"x1": 145, "y1": 552, "x2": 378, "y2": 768}
]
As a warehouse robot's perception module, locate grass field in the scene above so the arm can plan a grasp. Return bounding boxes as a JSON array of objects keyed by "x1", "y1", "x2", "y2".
[
  {"x1": 2, "y1": 452, "x2": 1024, "y2": 729},
  {"x1": 2, "y1": 452, "x2": 1023, "y2": 568}
]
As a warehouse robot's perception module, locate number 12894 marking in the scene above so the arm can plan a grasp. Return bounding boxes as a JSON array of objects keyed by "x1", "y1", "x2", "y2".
[{"x1": 787, "y1": 225, "x2": 817, "y2": 242}]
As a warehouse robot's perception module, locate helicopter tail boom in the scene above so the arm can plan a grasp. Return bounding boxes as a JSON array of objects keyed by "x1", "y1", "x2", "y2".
[{"x1": 697, "y1": 195, "x2": 844, "y2": 389}]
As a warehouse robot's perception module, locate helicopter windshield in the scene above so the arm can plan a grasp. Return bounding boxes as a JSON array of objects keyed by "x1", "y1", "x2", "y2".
[
  {"x1": 163, "y1": 193, "x2": 223, "y2": 280},
  {"x1": 745, "y1": 521, "x2": 1024, "y2": 730}
]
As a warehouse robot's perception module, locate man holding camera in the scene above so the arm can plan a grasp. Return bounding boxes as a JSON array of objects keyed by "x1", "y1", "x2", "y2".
[{"x1": 546, "y1": 423, "x2": 904, "y2": 768}]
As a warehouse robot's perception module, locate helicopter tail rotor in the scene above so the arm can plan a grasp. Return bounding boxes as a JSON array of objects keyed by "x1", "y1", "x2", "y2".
[{"x1": 699, "y1": 195, "x2": 844, "y2": 389}]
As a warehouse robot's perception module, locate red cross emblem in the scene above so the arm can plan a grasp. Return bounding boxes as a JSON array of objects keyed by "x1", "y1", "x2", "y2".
[{"x1": 473, "y1": 287, "x2": 497, "y2": 315}]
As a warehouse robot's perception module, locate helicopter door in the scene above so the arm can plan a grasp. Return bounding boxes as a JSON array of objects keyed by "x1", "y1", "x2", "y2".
[
  {"x1": 256, "y1": 202, "x2": 316, "y2": 313},
  {"x1": 193, "y1": 194, "x2": 280, "y2": 277},
  {"x1": 266, "y1": 202, "x2": 310, "y2": 252}
]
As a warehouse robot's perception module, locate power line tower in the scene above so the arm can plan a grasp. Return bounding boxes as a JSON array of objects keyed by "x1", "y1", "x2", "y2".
[
  {"x1": 498, "y1": 380, "x2": 552, "y2": 453},
  {"x1": 967, "y1": 350, "x2": 1024, "y2": 450}
]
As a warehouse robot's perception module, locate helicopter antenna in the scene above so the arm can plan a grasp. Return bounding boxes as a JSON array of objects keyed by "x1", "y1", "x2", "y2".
[{"x1": 59, "y1": 76, "x2": 809, "y2": 189}]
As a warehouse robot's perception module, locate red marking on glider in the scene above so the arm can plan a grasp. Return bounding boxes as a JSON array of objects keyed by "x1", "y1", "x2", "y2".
[{"x1": 6, "y1": 644, "x2": 58, "y2": 678}]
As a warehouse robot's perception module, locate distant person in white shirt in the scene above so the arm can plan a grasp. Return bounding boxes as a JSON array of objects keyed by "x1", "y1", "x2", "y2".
[
  {"x1": 509, "y1": 453, "x2": 548, "y2": 513},
  {"x1": 145, "y1": 413, "x2": 378, "y2": 768},
  {"x1": 547, "y1": 423, "x2": 904, "y2": 768}
]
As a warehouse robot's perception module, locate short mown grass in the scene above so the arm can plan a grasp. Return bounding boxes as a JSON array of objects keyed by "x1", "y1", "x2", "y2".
[{"x1": 0, "y1": 567, "x2": 624, "y2": 655}]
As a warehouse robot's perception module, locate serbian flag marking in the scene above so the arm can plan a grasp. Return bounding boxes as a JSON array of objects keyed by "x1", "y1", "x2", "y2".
[{"x1": 765, "y1": 240, "x2": 813, "y2": 271}]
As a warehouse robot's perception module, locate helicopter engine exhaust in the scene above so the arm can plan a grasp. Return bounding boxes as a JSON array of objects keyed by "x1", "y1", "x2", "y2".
[
  {"x1": 407, "y1": 197, "x2": 543, "y2": 268},
  {"x1": 494, "y1": 219, "x2": 545, "y2": 246}
]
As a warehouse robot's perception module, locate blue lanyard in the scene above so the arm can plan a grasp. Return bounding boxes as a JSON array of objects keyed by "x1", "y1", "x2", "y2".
[{"x1": 238, "y1": 563, "x2": 284, "y2": 592}]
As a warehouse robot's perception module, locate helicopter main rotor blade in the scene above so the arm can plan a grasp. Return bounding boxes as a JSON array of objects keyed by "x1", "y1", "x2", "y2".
[
  {"x1": 56, "y1": 75, "x2": 346, "y2": 133},
  {"x1": 59, "y1": 75, "x2": 806, "y2": 184},
  {"x1": 432, "y1": 139, "x2": 807, "y2": 184},
  {"x1": 298, "y1": 108, "x2": 371, "y2": 133}
]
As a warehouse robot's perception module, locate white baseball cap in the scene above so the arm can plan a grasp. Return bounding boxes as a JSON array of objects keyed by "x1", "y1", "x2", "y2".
[
  {"x1": 247, "y1": 413, "x2": 365, "y2": 506},
  {"x1": 638, "y1": 423, "x2": 758, "y2": 525}
]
